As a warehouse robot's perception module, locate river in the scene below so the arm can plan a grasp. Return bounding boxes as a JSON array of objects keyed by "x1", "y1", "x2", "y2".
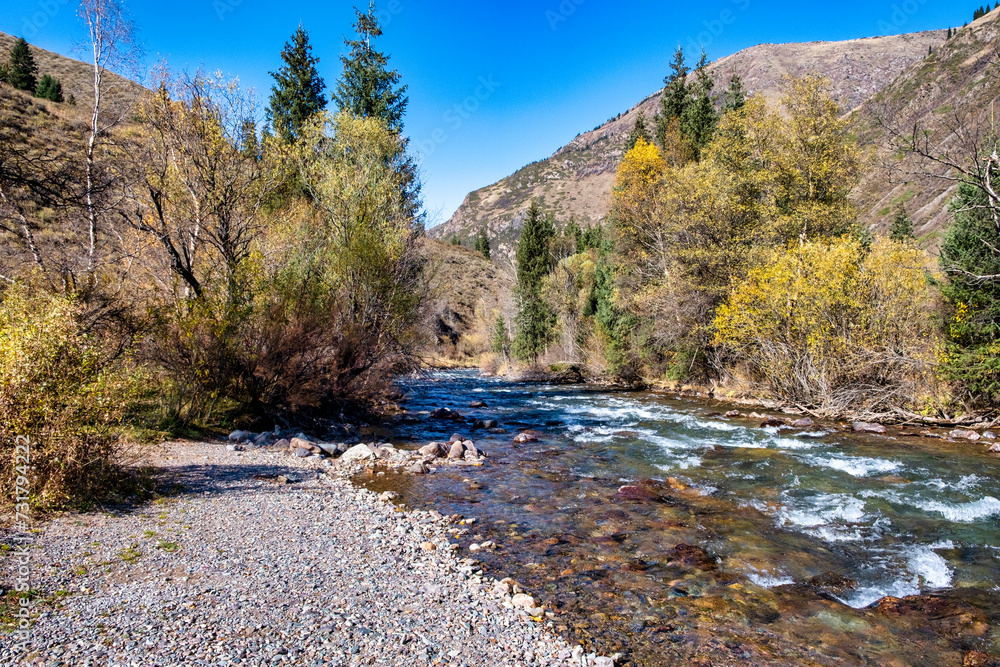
[{"x1": 361, "y1": 369, "x2": 1000, "y2": 666}]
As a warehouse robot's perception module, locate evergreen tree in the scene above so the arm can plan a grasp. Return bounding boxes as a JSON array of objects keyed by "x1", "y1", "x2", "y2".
[
  {"x1": 654, "y1": 46, "x2": 689, "y2": 147},
  {"x1": 491, "y1": 316, "x2": 509, "y2": 356},
  {"x1": 333, "y1": 1, "x2": 408, "y2": 134},
  {"x1": 680, "y1": 51, "x2": 718, "y2": 157},
  {"x1": 6, "y1": 37, "x2": 38, "y2": 93},
  {"x1": 889, "y1": 204, "x2": 915, "y2": 242},
  {"x1": 473, "y1": 228, "x2": 491, "y2": 259},
  {"x1": 266, "y1": 26, "x2": 328, "y2": 143},
  {"x1": 940, "y1": 180, "x2": 1000, "y2": 404},
  {"x1": 450, "y1": 235, "x2": 461, "y2": 246},
  {"x1": 512, "y1": 201, "x2": 556, "y2": 363},
  {"x1": 722, "y1": 73, "x2": 747, "y2": 114},
  {"x1": 35, "y1": 74, "x2": 63, "y2": 102},
  {"x1": 625, "y1": 112, "x2": 653, "y2": 151}
]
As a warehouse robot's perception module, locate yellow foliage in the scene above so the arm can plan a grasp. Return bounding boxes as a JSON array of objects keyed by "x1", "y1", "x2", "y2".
[{"x1": 713, "y1": 237, "x2": 941, "y2": 412}]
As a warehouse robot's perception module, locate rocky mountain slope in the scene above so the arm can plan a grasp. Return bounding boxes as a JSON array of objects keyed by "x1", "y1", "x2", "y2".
[
  {"x1": 854, "y1": 10, "x2": 1000, "y2": 244},
  {"x1": 429, "y1": 29, "x2": 949, "y2": 256}
]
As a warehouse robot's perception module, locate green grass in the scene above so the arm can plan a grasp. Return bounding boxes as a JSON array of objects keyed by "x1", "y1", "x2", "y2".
[{"x1": 156, "y1": 540, "x2": 180, "y2": 553}]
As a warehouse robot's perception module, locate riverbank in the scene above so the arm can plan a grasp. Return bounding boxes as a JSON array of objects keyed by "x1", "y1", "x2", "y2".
[{"x1": 0, "y1": 441, "x2": 589, "y2": 667}]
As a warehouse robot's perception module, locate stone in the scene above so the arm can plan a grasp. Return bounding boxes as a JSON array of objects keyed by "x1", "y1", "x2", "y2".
[
  {"x1": 666, "y1": 543, "x2": 716, "y2": 570},
  {"x1": 406, "y1": 461, "x2": 429, "y2": 475},
  {"x1": 491, "y1": 581, "x2": 511, "y2": 596},
  {"x1": 613, "y1": 485, "x2": 663, "y2": 502},
  {"x1": 594, "y1": 658, "x2": 615, "y2": 667},
  {"x1": 419, "y1": 443, "x2": 446, "y2": 458},
  {"x1": 375, "y1": 445, "x2": 397, "y2": 459},
  {"x1": 430, "y1": 408, "x2": 465, "y2": 422},
  {"x1": 289, "y1": 437, "x2": 312, "y2": 451},
  {"x1": 511, "y1": 593, "x2": 539, "y2": 610},
  {"x1": 950, "y1": 429, "x2": 981, "y2": 441},
  {"x1": 469, "y1": 543, "x2": 481, "y2": 552},
  {"x1": 761, "y1": 418, "x2": 787, "y2": 428},
  {"x1": 276, "y1": 475, "x2": 300, "y2": 485},
  {"x1": 482, "y1": 419, "x2": 498, "y2": 429},
  {"x1": 449, "y1": 433, "x2": 466, "y2": 443},
  {"x1": 228, "y1": 430, "x2": 246, "y2": 442},
  {"x1": 469, "y1": 400, "x2": 488, "y2": 408},
  {"x1": 420, "y1": 542, "x2": 436, "y2": 552},
  {"x1": 378, "y1": 491, "x2": 400, "y2": 502},
  {"x1": 989, "y1": 444, "x2": 1000, "y2": 453},
  {"x1": 294, "y1": 447, "x2": 312, "y2": 458},
  {"x1": 340, "y1": 444, "x2": 375, "y2": 463},
  {"x1": 513, "y1": 432, "x2": 538, "y2": 444},
  {"x1": 982, "y1": 431, "x2": 997, "y2": 440},
  {"x1": 448, "y1": 442, "x2": 465, "y2": 459},
  {"x1": 316, "y1": 442, "x2": 342, "y2": 457},
  {"x1": 464, "y1": 443, "x2": 481, "y2": 460},
  {"x1": 724, "y1": 410, "x2": 742, "y2": 418},
  {"x1": 253, "y1": 432, "x2": 275, "y2": 447},
  {"x1": 853, "y1": 422, "x2": 887, "y2": 434},
  {"x1": 790, "y1": 418, "x2": 815, "y2": 428}
]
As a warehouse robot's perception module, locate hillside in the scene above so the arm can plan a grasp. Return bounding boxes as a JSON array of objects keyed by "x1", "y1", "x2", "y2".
[
  {"x1": 854, "y1": 10, "x2": 1000, "y2": 244},
  {"x1": 0, "y1": 31, "x2": 144, "y2": 109},
  {"x1": 430, "y1": 29, "x2": 948, "y2": 256}
]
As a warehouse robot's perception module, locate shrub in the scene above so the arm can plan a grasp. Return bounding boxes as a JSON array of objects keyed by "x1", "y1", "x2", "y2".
[
  {"x1": 0, "y1": 285, "x2": 140, "y2": 508},
  {"x1": 713, "y1": 237, "x2": 941, "y2": 416}
]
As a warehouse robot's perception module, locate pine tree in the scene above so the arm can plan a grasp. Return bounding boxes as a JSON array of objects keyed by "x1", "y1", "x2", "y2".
[
  {"x1": 333, "y1": 1, "x2": 408, "y2": 134},
  {"x1": 654, "y1": 46, "x2": 689, "y2": 147},
  {"x1": 450, "y1": 235, "x2": 461, "y2": 246},
  {"x1": 35, "y1": 74, "x2": 63, "y2": 102},
  {"x1": 889, "y1": 204, "x2": 915, "y2": 242},
  {"x1": 6, "y1": 37, "x2": 38, "y2": 92},
  {"x1": 491, "y1": 316, "x2": 509, "y2": 356},
  {"x1": 625, "y1": 112, "x2": 653, "y2": 151},
  {"x1": 266, "y1": 26, "x2": 327, "y2": 143},
  {"x1": 681, "y1": 51, "x2": 718, "y2": 157},
  {"x1": 722, "y1": 73, "x2": 747, "y2": 114},
  {"x1": 473, "y1": 228, "x2": 491, "y2": 259},
  {"x1": 512, "y1": 201, "x2": 556, "y2": 363}
]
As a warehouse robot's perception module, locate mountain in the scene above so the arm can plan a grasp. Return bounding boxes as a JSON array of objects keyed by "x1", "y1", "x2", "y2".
[
  {"x1": 854, "y1": 10, "x2": 1000, "y2": 244},
  {"x1": 0, "y1": 32, "x2": 144, "y2": 109},
  {"x1": 429, "y1": 29, "x2": 949, "y2": 255}
]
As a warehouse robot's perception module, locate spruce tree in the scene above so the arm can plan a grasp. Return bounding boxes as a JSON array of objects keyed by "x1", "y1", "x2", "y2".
[
  {"x1": 266, "y1": 26, "x2": 328, "y2": 143},
  {"x1": 450, "y1": 235, "x2": 461, "y2": 246},
  {"x1": 6, "y1": 37, "x2": 38, "y2": 93},
  {"x1": 680, "y1": 51, "x2": 718, "y2": 157},
  {"x1": 722, "y1": 73, "x2": 747, "y2": 114},
  {"x1": 491, "y1": 316, "x2": 509, "y2": 356},
  {"x1": 889, "y1": 204, "x2": 915, "y2": 242},
  {"x1": 625, "y1": 112, "x2": 653, "y2": 151},
  {"x1": 473, "y1": 228, "x2": 491, "y2": 259},
  {"x1": 512, "y1": 201, "x2": 556, "y2": 363},
  {"x1": 333, "y1": 1, "x2": 408, "y2": 134},
  {"x1": 35, "y1": 74, "x2": 63, "y2": 102},
  {"x1": 654, "y1": 46, "x2": 689, "y2": 147}
]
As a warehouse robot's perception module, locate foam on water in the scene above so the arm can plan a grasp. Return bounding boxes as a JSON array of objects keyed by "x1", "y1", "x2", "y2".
[
  {"x1": 771, "y1": 436, "x2": 823, "y2": 450},
  {"x1": 779, "y1": 493, "x2": 868, "y2": 529},
  {"x1": 838, "y1": 578, "x2": 921, "y2": 609},
  {"x1": 917, "y1": 496, "x2": 1000, "y2": 522},
  {"x1": 746, "y1": 569, "x2": 795, "y2": 588},
  {"x1": 800, "y1": 453, "x2": 903, "y2": 478},
  {"x1": 907, "y1": 545, "x2": 954, "y2": 589}
]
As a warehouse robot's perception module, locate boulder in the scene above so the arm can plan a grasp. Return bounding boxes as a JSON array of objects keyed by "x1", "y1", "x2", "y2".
[
  {"x1": 375, "y1": 444, "x2": 397, "y2": 459},
  {"x1": 853, "y1": 422, "x2": 887, "y2": 434},
  {"x1": 419, "y1": 443, "x2": 446, "y2": 458},
  {"x1": 340, "y1": 444, "x2": 375, "y2": 463},
  {"x1": 724, "y1": 410, "x2": 742, "y2": 419},
  {"x1": 253, "y1": 432, "x2": 275, "y2": 447},
  {"x1": 449, "y1": 433, "x2": 466, "y2": 443},
  {"x1": 430, "y1": 408, "x2": 465, "y2": 422},
  {"x1": 464, "y1": 442, "x2": 480, "y2": 459},
  {"x1": 469, "y1": 400, "x2": 488, "y2": 408},
  {"x1": 982, "y1": 431, "x2": 997, "y2": 440},
  {"x1": 950, "y1": 429, "x2": 981, "y2": 441},
  {"x1": 289, "y1": 437, "x2": 313, "y2": 451},
  {"x1": 294, "y1": 447, "x2": 312, "y2": 458},
  {"x1": 790, "y1": 418, "x2": 815, "y2": 428},
  {"x1": 513, "y1": 432, "x2": 538, "y2": 444},
  {"x1": 761, "y1": 418, "x2": 787, "y2": 428},
  {"x1": 989, "y1": 443, "x2": 1000, "y2": 453},
  {"x1": 316, "y1": 442, "x2": 343, "y2": 457},
  {"x1": 406, "y1": 461, "x2": 430, "y2": 475},
  {"x1": 448, "y1": 442, "x2": 465, "y2": 459},
  {"x1": 228, "y1": 430, "x2": 246, "y2": 443}
]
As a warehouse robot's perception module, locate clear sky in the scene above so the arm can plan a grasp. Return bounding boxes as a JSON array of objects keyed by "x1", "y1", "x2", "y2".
[{"x1": 0, "y1": 0, "x2": 972, "y2": 227}]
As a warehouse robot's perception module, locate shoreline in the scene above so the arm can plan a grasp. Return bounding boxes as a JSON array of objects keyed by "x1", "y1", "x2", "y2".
[{"x1": 0, "y1": 441, "x2": 613, "y2": 667}]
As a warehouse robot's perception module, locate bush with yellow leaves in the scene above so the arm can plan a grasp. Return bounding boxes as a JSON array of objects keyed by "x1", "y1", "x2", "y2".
[{"x1": 713, "y1": 237, "x2": 942, "y2": 417}]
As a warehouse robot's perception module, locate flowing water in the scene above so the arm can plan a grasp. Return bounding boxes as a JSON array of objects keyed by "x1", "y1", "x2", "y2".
[{"x1": 360, "y1": 370, "x2": 1000, "y2": 666}]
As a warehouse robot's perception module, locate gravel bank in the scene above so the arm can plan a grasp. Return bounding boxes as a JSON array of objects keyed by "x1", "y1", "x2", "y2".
[{"x1": 2, "y1": 441, "x2": 595, "y2": 667}]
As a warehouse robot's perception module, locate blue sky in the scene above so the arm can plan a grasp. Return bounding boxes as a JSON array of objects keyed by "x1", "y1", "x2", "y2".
[{"x1": 0, "y1": 0, "x2": 972, "y2": 227}]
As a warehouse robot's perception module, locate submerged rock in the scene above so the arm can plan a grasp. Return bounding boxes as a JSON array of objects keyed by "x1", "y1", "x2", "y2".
[
  {"x1": 469, "y1": 400, "x2": 488, "y2": 408},
  {"x1": 950, "y1": 429, "x2": 981, "y2": 441},
  {"x1": 852, "y1": 422, "x2": 887, "y2": 434},
  {"x1": 761, "y1": 418, "x2": 787, "y2": 428},
  {"x1": 724, "y1": 410, "x2": 742, "y2": 418},
  {"x1": 513, "y1": 432, "x2": 539, "y2": 444},
  {"x1": 790, "y1": 418, "x2": 815, "y2": 428},
  {"x1": 666, "y1": 543, "x2": 716, "y2": 570},
  {"x1": 430, "y1": 408, "x2": 466, "y2": 422},
  {"x1": 612, "y1": 485, "x2": 663, "y2": 503}
]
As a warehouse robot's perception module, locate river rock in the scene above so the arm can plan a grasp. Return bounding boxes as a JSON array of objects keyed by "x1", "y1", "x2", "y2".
[
  {"x1": 981, "y1": 431, "x2": 997, "y2": 440},
  {"x1": 449, "y1": 433, "x2": 466, "y2": 443},
  {"x1": 448, "y1": 442, "x2": 466, "y2": 459},
  {"x1": 266, "y1": 438, "x2": 291, "y2": 453},
  {"x1": 406, "y1": 461, "x2": 429, "y2": 475},
  {"x1": 593, "y1": 658, "x2": 615, "y2": 667},
  {"x1": 228, "y1": 430, "x2": 246, "y2": 442},
  {"x1": 340, "y1": 444, "x2": 375, "y2": 463},
  {"x1": 853, "y1": 422, "x2": 887, "y2": 434},
  {"x1": 791, "y1": 418, "x2": 815, "y2": 428},
  {"x1": 420, "y1": 541, "x2": 436, "y2": 552},
  {"x1": 511, "y1": 593, "x2": 539, "y2": 610},
  {"x1": 289, "y1": 437, "x2": 313, "y2": 451},
  {"x1": 469, "y1": 400, "x2": 488, "y2": 408},
  {"x1": 375, "y1": 444, "x2": 397, "y2": 459},
  {"x1": 464, "y1": 442, "x2": 480, "y2": 460},
  {"x1": 613, "y1": 485, "x2": 663, "y2": 503},
  {"x1": 294, "y1": 447, "x2": 312, "y2": 458},
  {"x1": 513, "y1": 432, "x2": 538, "y2": 444},
  {"x1": 761, "y1": 418, "x2": 787, "y2": 428},
  {"x1": 316, "y1": 442, "x2": 343, "y2": 457},
  {"x1": 666, "y1": 543, "x2": 716, "y2": 570},
  {"x1": 430, "y1": 408, "x2": 465, "y2": 422},
  {"x1": 378, "y1": 491, "x2": 400, "y2": 502},
  {"x1": 989, "y1": 443, "x2": 1000, "y2": 453},
  {"x1": 950, "y1": 429, "x2": 981, "y2": 441},
  {"x1": 419, "y1": 443, "x2": 446, "y2": 458},
  {"x1": 724, "y1": 410, "x2": 742, "y2": 418},
  {"x1": 253, "y1": 432, "x2": 276, "y2": 447}
]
